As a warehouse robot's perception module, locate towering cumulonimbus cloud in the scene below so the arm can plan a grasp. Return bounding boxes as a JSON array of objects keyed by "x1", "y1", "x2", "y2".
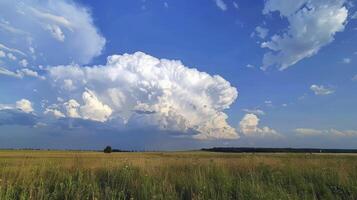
[
  {"x1": 45, "y1": 52, "x2": 239, "y2": 140},
  {"x1": 261, "y1": 0, "x2": 348, "y2": 70}
]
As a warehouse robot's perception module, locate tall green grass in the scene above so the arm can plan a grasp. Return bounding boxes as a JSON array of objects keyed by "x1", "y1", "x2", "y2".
[{"x1": 0, "y1": 151, "x2": 356, "y2": 200}]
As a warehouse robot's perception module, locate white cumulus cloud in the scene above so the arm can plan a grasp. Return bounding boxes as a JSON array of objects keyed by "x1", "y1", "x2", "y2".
[
  {"x1": 261, "y1": 0, "x2": 348, "y2": 70},
  {"x1": 46, "y1": 52, "x2": 238, "y2": 139},
  {"x1": 49, "y1": 89, "x2": 113, "y2": 122},
  {"x1": 16, "y1": 99, "x2": 34, "y2": 113},
  {"x1": 78, "y1": 89, "x2": 113, "y2": 122},
  {"x1": 63, "y1": 99, "x2": 81, "y2": 118},
  {"x1": 44, "y1": 108, "x2": 65, "y2": 118},
  {"x1": 239, "y1": 113, "x2": 279, "y2": 137}
]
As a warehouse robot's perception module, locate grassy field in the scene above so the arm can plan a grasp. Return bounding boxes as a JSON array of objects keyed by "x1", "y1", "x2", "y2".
[{"x1": 0, "y1": 151, "x2": 357, "y2": 200}]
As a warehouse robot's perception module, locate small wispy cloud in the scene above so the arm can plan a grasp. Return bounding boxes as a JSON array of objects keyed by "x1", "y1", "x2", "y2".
[
  {"x1": 214, "y1": 0, "x2": 227, "y2": 11},
  {"x1": 351, "y1": 11, "x2": 357, "y2": 19},
  {"x1": 295, "y1": 128, "x2": 323, "y2": 136},
  {"x1": 264, "y1": 100, "x2": 273, "y2": 107},
  {"x1": 242, "y1": 108, "x2": 265, "y2": 116},
  {"x1": 342, "y1": 58, "x2": 351, "y2": 64},
  {"x1": 233, "y1": 2, "x2": 239, "y2": 9},
  {"x1": 0, "y1": 67, "x2": 22, "y2": 78},
  {"x1": 253, "y1": 26, "x2": 268, "y2": 39},
  {"x1": 0, "y1": 67, "x2": 45, "y2": 80},
  {"x1": 310, "y1": 84, "x2": 334, "y2": 96},
  {"x1": 295, "y1": 128, "x2": 357, "y2": 137},
  {"x1": 164, "y1": 2, "x2": 169, "y2": 8},
  {"x1": 352, "y1": 74, "x2": 357, "y2": 82}
]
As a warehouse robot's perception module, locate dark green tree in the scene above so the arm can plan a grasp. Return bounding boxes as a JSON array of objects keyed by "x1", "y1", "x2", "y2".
[{"x1": 104, "y1": 146, "x2": 112, "y2": 153}]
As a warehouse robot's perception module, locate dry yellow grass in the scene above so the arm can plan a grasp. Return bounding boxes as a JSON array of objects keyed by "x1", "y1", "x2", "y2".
[{"x1": 0, "y1": 150, "x2": 357, "y2": 199}]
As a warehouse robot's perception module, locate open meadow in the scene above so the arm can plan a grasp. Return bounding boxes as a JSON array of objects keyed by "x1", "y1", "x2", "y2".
[{"x1": 0, "y1": 150, "x2": 357, "y2": 200}]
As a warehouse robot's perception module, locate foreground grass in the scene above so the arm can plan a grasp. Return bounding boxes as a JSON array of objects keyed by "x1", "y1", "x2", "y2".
[{"x1": 0, "y1": 151, "x2": 357, "y2": 200}]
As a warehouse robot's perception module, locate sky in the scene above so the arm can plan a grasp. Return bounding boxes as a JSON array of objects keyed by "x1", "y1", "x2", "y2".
[{"x1": 0, "y1": 0, "x2": 357, "y2": 150}]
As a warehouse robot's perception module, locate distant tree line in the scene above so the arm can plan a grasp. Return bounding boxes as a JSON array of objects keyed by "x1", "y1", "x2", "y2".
[
  {"x1": 201, "y1": 147, "x2": 357, "y2": 153},
  {"x1": 103, "y1": 146, "x2": 132, "y2": 153}
]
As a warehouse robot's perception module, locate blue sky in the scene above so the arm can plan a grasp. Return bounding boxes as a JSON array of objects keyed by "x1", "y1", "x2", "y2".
[{"x1": 0, "y1": 0, "x2": 357, "y2": 150}]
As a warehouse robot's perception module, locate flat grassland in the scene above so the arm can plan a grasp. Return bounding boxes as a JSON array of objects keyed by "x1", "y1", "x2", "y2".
[{"x1": 0, "y1": 151, "x2": 357, "y2": 200}]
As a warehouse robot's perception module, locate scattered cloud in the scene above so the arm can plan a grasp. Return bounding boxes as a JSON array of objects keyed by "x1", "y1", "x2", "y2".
[
  {"x1": 0, "y1": 43, "x2": 26, "y2": 57},
  {"x1": 243, "y1": 109, "x2": 265, "y2": 116},
  {"x1": 0, "y1": 67, "x2": 44, "y2": 79},
  {"x1": 310, "y1": 84, "x2": 334, "y2": 96},
  {"x1": 45, "y1": 24, "x2": 65, "y2": 42},
  {"x1": 330, "y1": 129, "x2": 357, "y2": 137},
  {"x1": 352, "y1": 74, "x2": 357, "y2": 81},
  {"x1": 246, "y1": 64, "x2": 255, "y2": 68},
  {"x1": 164, "y1": 2, "x2": 169, "y2": 8},
  {"x1": 7, "y1": 53, "x2": 17, "y2": 60},
  {"x1": 351, "y1": 11, "x2": 357, "y2": 19},
  {"x1": 342, "y1": 58, "x2": 351, "y2": 64},
  {"x1": 298, "y1": 93, "x2": 308, "y2": 101},
  {"x1": 0, "y1": 0, "x2": 105, "y2": 68},
  {"x1": 18, "y1": 68, "x2": 44, "y2": 79},
  {"x1": 62, "y1": 79, "x2": 76, "y2": 91},
  {"x1": 0, "y1": 67, "x2": 22, "y2": 78},
  {"x1": 214, "y1": 0, "x2": 227, "y2": 11},
  {"x1": 19, "y1": 59, "x2": 28, "y2": 67},
  {"x1": 44, "y1": 107, "x2": 65, "y2": 119},
  {"x1": 233, "y1": 2, "x2": 239, "y2": 9},
  {"x1": 295, "y1": 128, "x2": 323, "y2": 136},
  {"x1": 0, "y1": 103, "x2": 14, "y2": 110},
  {"x1": 295, "y1": 128, "x2": 357, "y2": 137},
  {"x1": 264, "y1": 100, "x2": 273, "y2": 107},
  {"x1": 254, "y1": 26, "x2": 269, "y2": 39},
  {"x1": 261, "y1": 0, "x2": 348, "y2": 70},
  {"x1": 46, "y1": 52, "x2": 238, "y2": 140},
  {"x1": 141, "y1": 5, "x2": 146, "y2": 10}
]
